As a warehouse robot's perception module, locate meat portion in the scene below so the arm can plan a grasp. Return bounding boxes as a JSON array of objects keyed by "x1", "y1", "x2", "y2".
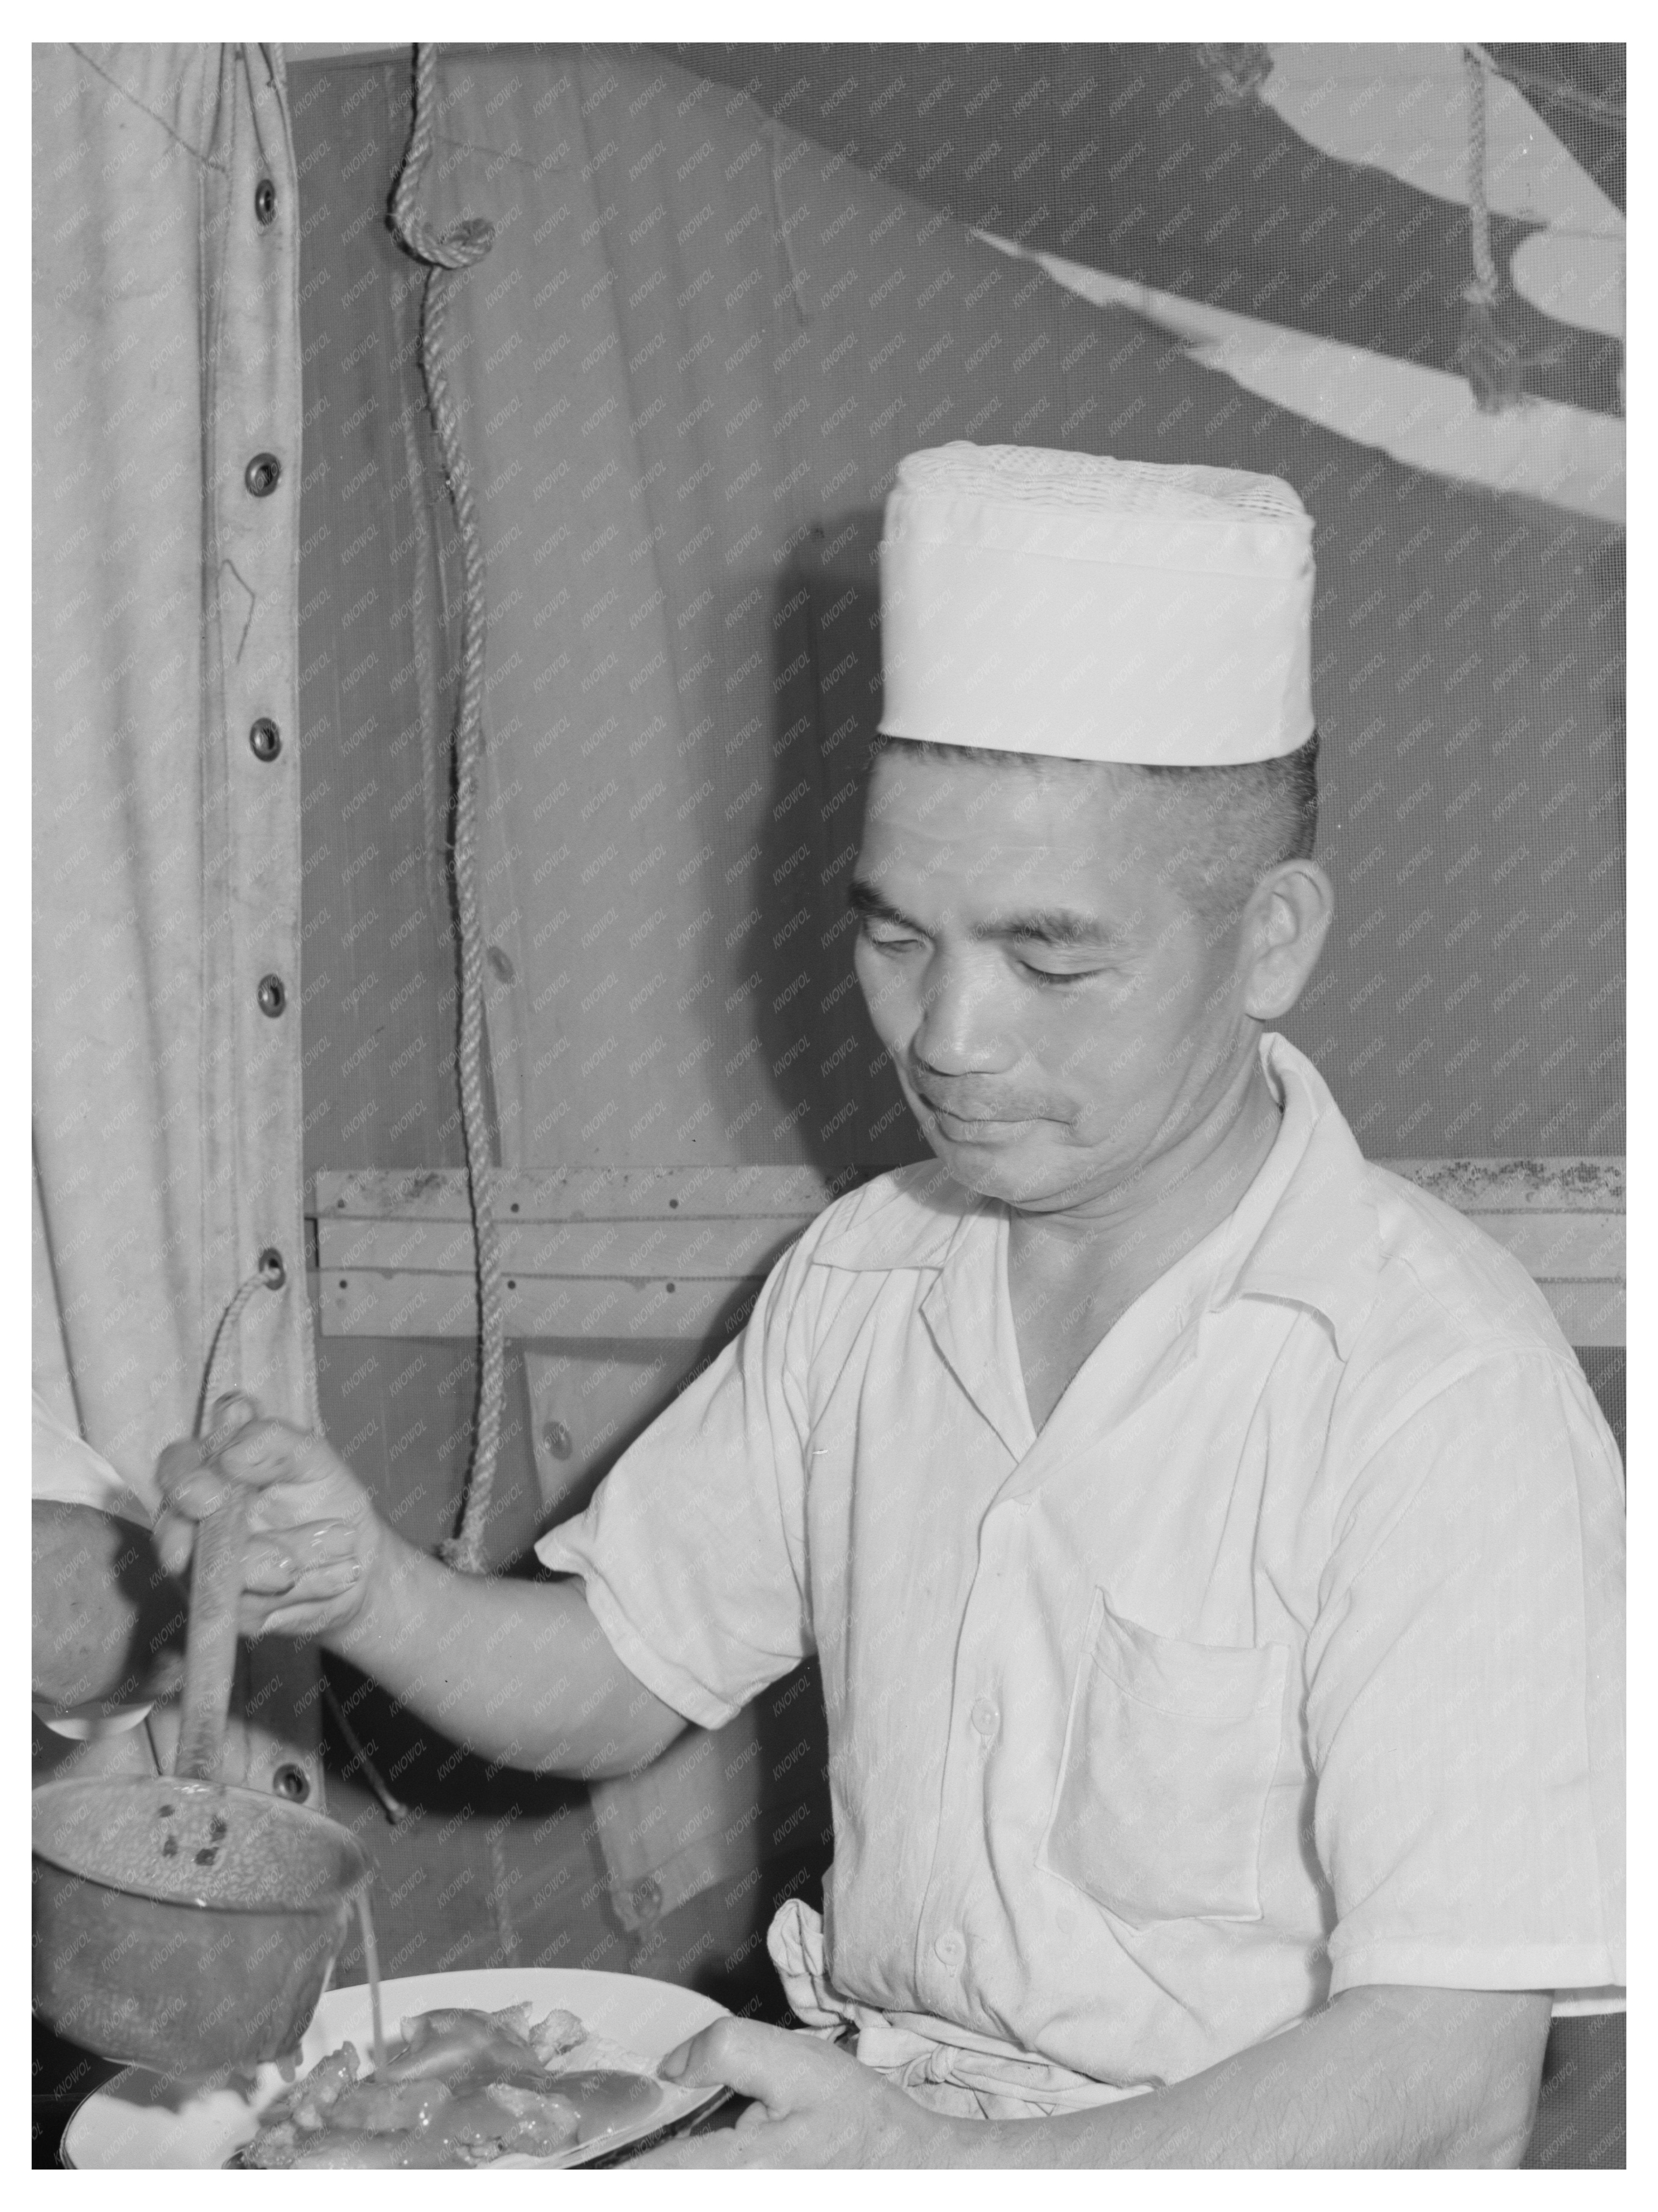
[
  {"x1": 378, "y1": 2005, "x2": 558, "y2": 2084},
  {"x1": 233, "y1": 2005, "x2": 658, "y2": 2169}
]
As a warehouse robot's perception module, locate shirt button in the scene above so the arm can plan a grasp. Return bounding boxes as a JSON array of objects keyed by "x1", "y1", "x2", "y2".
[
  {"x1": 934, "y1": 1930, "x2": 966, "y2": 1969},
  {"x1": 969, "y1": 1698, "x2": 1000, "y2": 1738}
]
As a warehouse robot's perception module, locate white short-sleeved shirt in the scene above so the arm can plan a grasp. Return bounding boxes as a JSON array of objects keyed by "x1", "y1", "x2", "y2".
[{"x1": 540, "y1": 1034, "x2": 1625, "y2": 2089}]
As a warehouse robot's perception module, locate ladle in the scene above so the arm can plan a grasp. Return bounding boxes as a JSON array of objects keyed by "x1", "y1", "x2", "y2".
[{"x1": 33, "y1": 1409, "x2": 371, "y2": 2079}]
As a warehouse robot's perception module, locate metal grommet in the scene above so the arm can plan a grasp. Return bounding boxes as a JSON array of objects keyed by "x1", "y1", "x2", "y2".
[
  {"x1": 257, "y1": 973, "x2": 287, "y2": 1017},
  {"x1": 254, "y1": 177, "x2": 278, "y2": 226},
  {"x1": 244, "y1": 452, "x2": 282, "y2": 498},
  {"x1": 541, "y1": 1420, "x2": 574, "y2": 1461},
  {"x1": 271, "y1": 1764, "x2": 311, "y2": 1802},
  {"x1": 249, "y1": 717, "x2": 282, "y2": 762},
  {"x1": 257, "y1": 1247, "x2": 287, "y2": 1290}
]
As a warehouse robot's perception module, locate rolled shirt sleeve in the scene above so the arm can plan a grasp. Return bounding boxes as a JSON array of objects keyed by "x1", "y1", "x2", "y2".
[
  {"x1": 1308, "y1": 1346, "x2": 1625, "y2": 1998},
  {"x1": 536, "y1": 1232, "x2": 817, "y2": 1730}
]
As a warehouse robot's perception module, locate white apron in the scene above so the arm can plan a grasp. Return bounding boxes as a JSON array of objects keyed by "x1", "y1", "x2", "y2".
[{"x1": 767, "y1": 1900, "x2": 1150, "y2": 2123}]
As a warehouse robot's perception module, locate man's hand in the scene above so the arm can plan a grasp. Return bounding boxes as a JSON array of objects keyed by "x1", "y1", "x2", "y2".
[
  {"x1": 629, "y1": 2021, "x2": 967, "y2": 2169},
  {"x1": 155, "y1": 1404, "x2": 382, "y2": 1642},
  {"x1": 155, "y1": 1399, "x2": 687, "y2": 1779}
]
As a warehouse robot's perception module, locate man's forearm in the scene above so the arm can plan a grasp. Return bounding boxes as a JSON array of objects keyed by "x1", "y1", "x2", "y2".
[
  {"x1": 959, "y1": 1986, "x2": 1550, "y2": 2169},
  {"x1": 325, "y1": 1530, "x2": 688, "y2": 1778}
]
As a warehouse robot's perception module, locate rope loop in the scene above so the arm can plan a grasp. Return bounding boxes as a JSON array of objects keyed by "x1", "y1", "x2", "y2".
[
  {"x1": 389, "y1": 45, "x2": 495, "y2": 271},
  {"x1": 1457, "y1": 46, "x2": 1524, "y2": 415}
]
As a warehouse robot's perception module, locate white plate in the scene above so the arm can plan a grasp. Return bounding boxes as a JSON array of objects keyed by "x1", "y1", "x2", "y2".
[{"x1": 62, "y1": 1966, "x2": 731, "y2": 2169}]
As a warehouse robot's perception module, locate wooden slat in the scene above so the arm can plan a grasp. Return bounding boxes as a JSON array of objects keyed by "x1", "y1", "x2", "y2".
[
  {"x1": 319, "y1": 1205, "x2": 1620, "y2": 1286},
  {"x1": 314, "y1": 1165, "x2": 871, "y2": 1224},
  {"x1": 315, "y1": 1268, "x2": 758, "y2": 1344},
  {"x1": 1385, "y1": 1158, "x2": 1624, "y2": 1212},
  {"x1": 316, "y1": 1157, "x2": 1625, "y2": 1225},
  {"x1": 319, "y1": 1214, "x2": 806, "y2": 1278},
  {"x1": 314, "y1": 1265, "x2": 1624, "y2": 1347}
]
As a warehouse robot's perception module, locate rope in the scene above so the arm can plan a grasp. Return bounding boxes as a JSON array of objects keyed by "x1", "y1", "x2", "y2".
[
  {"x1": 194, "y1": 1267, "x2": 277, "y2": 1438},
  {"x1": 1457, "y1": 46, "x2": 1525, "y2": 414},
  {"x1": 1463, "y1": 47, "x2": 1501, "y2": 302},
  {"x1": 768, "y1": 126, "x2": 807, "y2": 324},
  {"x1": 322, "y1": 1669, "x2": 411, "y2": 1825},
  {"x1": 389, "y1": 43, "x2": 505, "y2": 1575}
]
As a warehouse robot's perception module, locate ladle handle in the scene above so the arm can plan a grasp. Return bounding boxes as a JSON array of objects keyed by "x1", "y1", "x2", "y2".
[{"x1": 175, "y1": 1408, "x2": 257, "y2": 1784}]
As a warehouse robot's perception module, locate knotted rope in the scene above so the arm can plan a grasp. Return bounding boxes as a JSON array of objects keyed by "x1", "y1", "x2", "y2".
[
  {"x1": 1456, "y1": 46, "x2": 1525, "y2": 414},
  {"x1": 390, "y1": 43, "x2": 505, "y2": 1575},
  {"x1": 1193, "y1": 44, "x2": 1275, "y2": 107}
]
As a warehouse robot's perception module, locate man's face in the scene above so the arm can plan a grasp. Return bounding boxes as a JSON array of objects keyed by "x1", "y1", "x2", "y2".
[{"x1": 852, "y1": 748, "x2": 1257, "y2": 1213}]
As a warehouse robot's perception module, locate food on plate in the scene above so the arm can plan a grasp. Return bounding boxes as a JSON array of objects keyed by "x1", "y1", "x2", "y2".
[{"x1": 230, "y1": 2002, "x2": 664, "y2": 2168}]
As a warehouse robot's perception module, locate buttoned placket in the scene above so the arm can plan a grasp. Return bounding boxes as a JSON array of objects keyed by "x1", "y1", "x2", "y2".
[
  {"x1": 906, "y1": 1204, "x2": 1225, "y2": 2008},
  {"x1": 908, "y1": 1208, "x2": 1034, "y2": 2001}
]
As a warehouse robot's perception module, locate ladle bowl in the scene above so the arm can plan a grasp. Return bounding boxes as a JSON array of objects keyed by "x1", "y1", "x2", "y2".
[
  {"x1": 32, "y1": 1775, "x2": 370, "y2": 2078},
  {"x1": 32, "y1": 1401, "x2": 372, "y2": 2079}
]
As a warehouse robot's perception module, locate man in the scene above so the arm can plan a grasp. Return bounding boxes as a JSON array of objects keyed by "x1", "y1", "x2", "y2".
[{"x1": 158, "y1": 446, "x2": 1625, "y2": 2166}]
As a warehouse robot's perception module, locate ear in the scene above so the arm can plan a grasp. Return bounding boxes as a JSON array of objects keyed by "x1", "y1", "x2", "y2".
[{"x1": 1240, "y1": 859, "x2": 1334, "y2": 1020}]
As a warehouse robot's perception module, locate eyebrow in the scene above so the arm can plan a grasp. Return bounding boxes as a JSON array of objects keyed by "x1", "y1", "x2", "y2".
[{"x1": 848, "y1": 878, "x2": 1119, "y2": 949}]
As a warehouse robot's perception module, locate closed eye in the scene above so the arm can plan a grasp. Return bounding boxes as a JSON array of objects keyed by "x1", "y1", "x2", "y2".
[
  {"x1": 1013, "y1": 942, "x2": 1115, "y2": 986},
  {"x1": 859, "y1": 917, "x2": 924, "y2": 952},
  {"x1": 1019, "y1": 961, "x2": 1105, "y2": 988}
]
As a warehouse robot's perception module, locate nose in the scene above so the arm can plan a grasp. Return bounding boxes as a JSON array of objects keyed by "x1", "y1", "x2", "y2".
[{"x1": 912, "y1": 949, "x2": 1016, "y2": 1077}]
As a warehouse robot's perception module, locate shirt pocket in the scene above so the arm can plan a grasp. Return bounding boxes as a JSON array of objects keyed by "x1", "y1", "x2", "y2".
[{"x1": 1038, "y1": 1589, "x2": 1289, "y2": 1926}]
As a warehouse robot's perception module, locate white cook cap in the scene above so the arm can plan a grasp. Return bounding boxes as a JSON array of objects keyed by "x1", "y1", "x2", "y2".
[{"x1": 877, "y1": 443, "x2": 1316, "y2": 766}]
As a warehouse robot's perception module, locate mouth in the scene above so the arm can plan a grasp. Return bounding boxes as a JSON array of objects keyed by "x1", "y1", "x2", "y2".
[{"x1": 916, "y1": 1093, "x2": 1041, "y2": 1144}]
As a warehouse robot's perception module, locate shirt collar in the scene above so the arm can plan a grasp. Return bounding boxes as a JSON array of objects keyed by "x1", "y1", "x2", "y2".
[
  {"x1": 1204, "y1": 1032, "x2": 1381, "y2": 1359},
  {"x1": 811, "y1": 1033, "x2": 1381, "y2": 1361},
  {"x1": 812, "y1": 1158, "x2": 988, "y2": 1272}
]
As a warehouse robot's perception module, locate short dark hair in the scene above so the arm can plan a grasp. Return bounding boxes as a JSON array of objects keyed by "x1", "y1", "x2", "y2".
[{"x1": 867, "y1": 730, "x2": 1320, "y2": 929}]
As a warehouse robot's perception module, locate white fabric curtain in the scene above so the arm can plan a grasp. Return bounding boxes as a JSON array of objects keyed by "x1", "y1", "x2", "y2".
[{"x1": 33, "y1": 44, "x2": 319, "y2": 1795}]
